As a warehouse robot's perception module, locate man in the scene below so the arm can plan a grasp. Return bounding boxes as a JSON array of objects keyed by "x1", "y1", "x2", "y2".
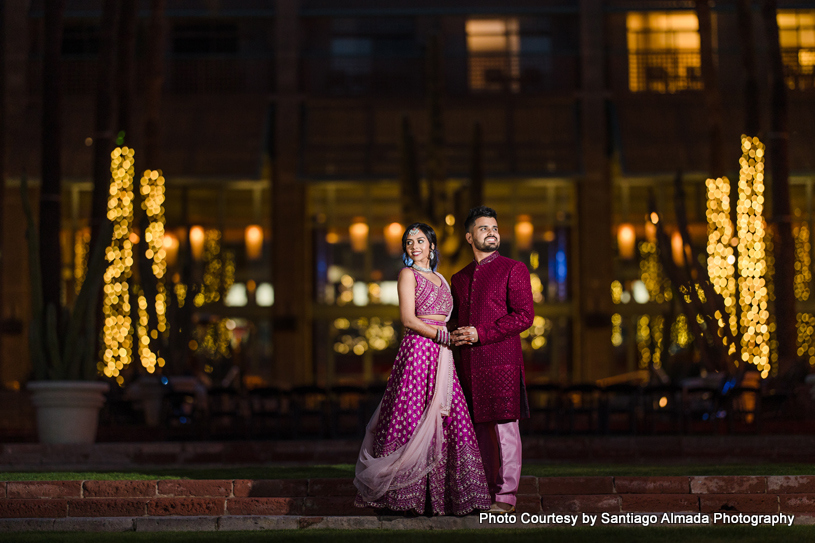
[{"x1": 450, "y1": 206, "x2": 534, "y2": 514}]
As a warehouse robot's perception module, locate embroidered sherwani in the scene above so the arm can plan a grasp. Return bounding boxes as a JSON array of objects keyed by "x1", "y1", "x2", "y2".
[
  {"x1": 450, "y1": 251, "x2": 534, "y2": 508},
  {"x1": 450, "y1": 252, "x2": 534, "y2": 423}
]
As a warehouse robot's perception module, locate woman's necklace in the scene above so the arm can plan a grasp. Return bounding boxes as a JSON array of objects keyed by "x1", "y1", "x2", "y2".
[{"x1": 412, "y1": 263, "x2": 432, "y2": 273}]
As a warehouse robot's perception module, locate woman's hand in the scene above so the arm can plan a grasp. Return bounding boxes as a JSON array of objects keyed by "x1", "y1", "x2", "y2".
[{"x1": 452, "y1": 326, "x2": 478, "y2": 346}]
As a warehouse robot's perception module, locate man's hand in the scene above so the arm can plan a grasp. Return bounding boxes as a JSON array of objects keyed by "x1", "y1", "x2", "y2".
[{"x1": 452, "y1": 326, "x2": 478, "y2": 346}]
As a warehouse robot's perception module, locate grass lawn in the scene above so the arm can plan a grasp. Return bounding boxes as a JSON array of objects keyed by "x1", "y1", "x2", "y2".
[
  {"x1": 1, "y1": 463, "x2": 814, "y2": 481},
  {"x1": 1, "y1": 527, "x2": 813, "y2": 543}
]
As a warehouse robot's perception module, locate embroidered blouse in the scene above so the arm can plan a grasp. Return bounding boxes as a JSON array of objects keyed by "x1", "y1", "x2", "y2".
[{"x1": 410, "y1": 268, "x2": 454, "y2": 317}]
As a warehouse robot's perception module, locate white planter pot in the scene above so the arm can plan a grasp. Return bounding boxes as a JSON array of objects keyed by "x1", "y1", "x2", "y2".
[{"x1": 28, "y1": 381, "x2": 110, "y2": 444}]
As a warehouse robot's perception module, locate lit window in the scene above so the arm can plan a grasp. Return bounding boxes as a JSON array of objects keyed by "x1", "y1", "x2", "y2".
[
  {"x1": 778, "y1": 11, "x2": 815, "y2": 90},
  {"x1": 626, "y1": 12, "x2": 702, "y2": 93},
  {"x1": 467, "y1": 18, "x2": 521, "y2": 92}
]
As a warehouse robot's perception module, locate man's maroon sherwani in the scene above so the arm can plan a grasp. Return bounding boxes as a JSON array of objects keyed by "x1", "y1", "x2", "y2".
[
  {"x1": 450, "y1": 250, "x2": 534, "y2": 508},
  {"x1": 450, "y1": 251, "x2": 533, "y2": 423}
]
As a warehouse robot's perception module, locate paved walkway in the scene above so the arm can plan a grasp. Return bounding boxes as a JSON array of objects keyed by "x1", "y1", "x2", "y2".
[{"x1": 1, "y1": 513, "x2": 814, "y2": 532}]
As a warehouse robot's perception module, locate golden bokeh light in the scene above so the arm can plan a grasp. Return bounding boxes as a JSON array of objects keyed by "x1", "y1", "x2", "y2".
[
  {"x1": 101, "y1": 147, "x2": 136, "y2": 378},
  {"x1": 137, "y1": 169, "x2": 167, "y2": 371},
  {"x1": 706, "y1": 176, "x2": 737, "y2": 335},
  {"x1": 737, "y1": 135, "x2": 770, "y2": 373}
]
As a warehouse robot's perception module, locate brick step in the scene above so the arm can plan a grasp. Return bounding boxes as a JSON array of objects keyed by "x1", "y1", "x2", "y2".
[{"x1": 3, "y1": 476, "x2": 815, "y2": 519}]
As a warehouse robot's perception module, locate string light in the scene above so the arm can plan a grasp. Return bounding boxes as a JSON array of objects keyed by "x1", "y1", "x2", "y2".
[
  {"x1": 639, "y1": 241, "x2": 672, "y2": 303},
  {"x1": 651, "y1": 315, "x2": 664, "y2": 369},
  {"x1": 332, "y1": 317, "x2": 397, "y2": 355},
  {"x1": 765, "y1": 229, "x2": 778, "y2": 372},
  {"x1": 637, "y1": 314, "x2": 651, "y2": 369},
  {"x1": 134, "y1": 170, "x2": 168, "y2": 373},
  {"x1": 520, "y1": 316, "x2": 549, "y2": 351},
  {"x1": 368, "y1": 283, "x2": 381, "y2": 304},
  {"x1": 794, "y1": 223, "x2": 814, "y2": 365},
  {"x1": 530, "y1": 273, "x2": 544, "y2": 303},
  {"x1": 706, "y1": 176, "x2": 738, "y2": 335},
  {"x1": 140, "y1": 170, "x2": 167, "y2": 335},
  {"x1": 197, "y1": 320, "x2": 232, "y2": 361},
  {"x1": 611, "y1": 281, "x2": 623, "y2": 304},
  {"x1": 611, "y1": 313, "x2": 623, "y2": 347},
  {"x1": 671, "y1": 314, "x2": 691, "y2": 348},
  {"x1": 175, "y1": 283, "x2": 187, "y2": 308},
  {"x1": 195, "y1": 230, "x2": 235, "y2": 308},
  {"x1": 794, "y1": 223, "x2": 811, "y2": 301},
  {"x1": 200, "y1": 230, "x2": 222, "y2": 306},
  {"x1": 737, "y1": 135, "x2": 770, "y2": 376},
  {"x1": 136, "y1": 291, "x2": 163, "y2": 373},
  {"x1": 101, "y1": 146, "x2": 135, "y2": 378},
  {"x1": 365, "y1": 317, "x2": 398, "y2": 351},
  {"x1": 797, "y1": 313, "x2": 815, "y2": 366}
]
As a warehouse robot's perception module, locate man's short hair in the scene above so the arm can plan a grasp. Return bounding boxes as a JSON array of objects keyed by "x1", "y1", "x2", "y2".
[{"x1": 464, "y1": 206, "x2": 498, "y2": 233}]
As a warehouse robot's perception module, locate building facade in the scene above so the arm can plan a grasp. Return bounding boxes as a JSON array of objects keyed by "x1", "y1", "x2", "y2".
[{"x1": 1, "y1": 0, "x2": 814, "y2": 391}]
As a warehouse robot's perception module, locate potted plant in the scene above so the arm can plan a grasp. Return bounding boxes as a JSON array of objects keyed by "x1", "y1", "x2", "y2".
[{"x1": 22, "y1": 175, "x2": 113, "y2": 444}]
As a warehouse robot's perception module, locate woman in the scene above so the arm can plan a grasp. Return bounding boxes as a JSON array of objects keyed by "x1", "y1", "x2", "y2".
[{"x1": 353, "y1": 223, "x2": 491, "y2": 516}]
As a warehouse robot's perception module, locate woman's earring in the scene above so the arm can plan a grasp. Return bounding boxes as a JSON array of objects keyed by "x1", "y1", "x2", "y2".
[{"x1": 430, "y1": 252, "x2": 435, "y2": 260}]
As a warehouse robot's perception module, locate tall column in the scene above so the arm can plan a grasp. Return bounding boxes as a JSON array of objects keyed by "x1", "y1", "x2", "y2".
[
  {"x1": 272, "y1": 0, "x2": 312, "y2": 386},
  {"x1": 1, "y1": 0, "x2": 30, "y2": 386},
  {"x1": 0, "y1": 0, "x2": 6, "y2": 381},
  {"x1": 574, "y1": 0, "x2": 614, "y2": 381}
]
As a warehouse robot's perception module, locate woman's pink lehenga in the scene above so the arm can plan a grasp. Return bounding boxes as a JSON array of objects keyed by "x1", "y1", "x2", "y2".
[{"x1": 353, "y1": 269, "x2": 491, "y2": 516}]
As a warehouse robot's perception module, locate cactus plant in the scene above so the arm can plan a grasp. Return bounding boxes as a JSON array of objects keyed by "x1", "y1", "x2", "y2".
[{"x1": 22, "y1": 173, "x2": 113, "y2": 380}]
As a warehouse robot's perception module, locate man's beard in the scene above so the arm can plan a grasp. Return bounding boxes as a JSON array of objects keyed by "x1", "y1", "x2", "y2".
[{"x1": 473, "y1": 237, "x2": 499, "y2": 253}]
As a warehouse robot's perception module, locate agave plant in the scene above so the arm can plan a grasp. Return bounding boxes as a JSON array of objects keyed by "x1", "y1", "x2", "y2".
[{"x1": 22, "y1": 174, "x2": 112, "y2": 380}]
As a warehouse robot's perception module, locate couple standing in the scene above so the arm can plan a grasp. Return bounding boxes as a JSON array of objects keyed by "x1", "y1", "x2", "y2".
[{"x1": 353, "y1": 206, "x2": 534, "y2": 516}]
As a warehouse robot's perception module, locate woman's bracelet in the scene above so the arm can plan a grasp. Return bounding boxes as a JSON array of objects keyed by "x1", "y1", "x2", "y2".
[{"x1": 434, "y1": 328, "x2": 451, "y2": 347}]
